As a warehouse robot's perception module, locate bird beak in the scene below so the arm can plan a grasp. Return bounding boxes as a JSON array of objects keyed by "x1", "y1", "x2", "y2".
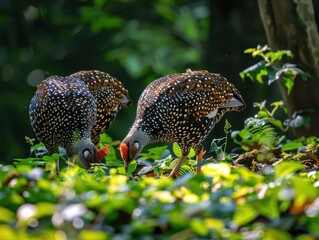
[
  {"x1": 119, "y1": 143, "x2": 130, "y2": 172},
  {"x1": 95, "y1": 145, "x2": 110, "y2": 163},
  {"x1": 119, "y1": 143, "x2": 129, "y2": 161}
]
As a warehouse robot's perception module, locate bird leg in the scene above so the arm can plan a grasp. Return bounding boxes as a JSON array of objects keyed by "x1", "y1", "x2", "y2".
[
  {"x1": 168, "y1": 155, "x2": 187, "y2": 178},
  {"x1": 196, "y1": 149, "x2": 205, "y2": 174}
]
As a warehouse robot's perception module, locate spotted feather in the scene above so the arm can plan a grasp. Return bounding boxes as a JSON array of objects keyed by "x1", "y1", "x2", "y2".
[{"x1": 29, "y1": 76, "x2": 97, "y2": 157}]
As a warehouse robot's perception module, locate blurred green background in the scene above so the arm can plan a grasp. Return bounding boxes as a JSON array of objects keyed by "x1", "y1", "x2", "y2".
[{"x1": 1, "y1": 0, "x2": 292, "y2": 163}]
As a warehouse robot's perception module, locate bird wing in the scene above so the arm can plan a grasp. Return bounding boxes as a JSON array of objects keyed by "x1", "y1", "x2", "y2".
[
  {"x1": 70, "y1": 70, "x2": 130, "y2": 116},
  {"x1": 39, "y1": 76, "x2": 97, "y2": 124},
  {"x1": 29, "y1": 76, "x2": 97, "y2": 153},
  {"x1": 70, "y1": 70, "x2": 129, "y2": 102},
  {"x1": 140, "y1": 70, "x2": 241, "y2": 121}
]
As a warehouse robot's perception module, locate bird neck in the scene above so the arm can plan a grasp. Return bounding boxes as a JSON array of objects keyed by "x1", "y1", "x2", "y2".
[
  {"x1": 126, "y1": 128, "x2": 152, "y2": 147},
  {"x1": 74, "y1": 138, "x2": 94, "y2": 153}
]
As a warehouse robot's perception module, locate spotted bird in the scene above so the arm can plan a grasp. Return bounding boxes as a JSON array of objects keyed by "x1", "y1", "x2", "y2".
[
  {"x1": 119, "y1": 69, "x2": 245, "y2": 178},
  {"x1": 29, "y1": 75, "x2": 98, "y2": 168},
  {"x1": 29, "y1": 70, "x2": 130, "y2": 169}
]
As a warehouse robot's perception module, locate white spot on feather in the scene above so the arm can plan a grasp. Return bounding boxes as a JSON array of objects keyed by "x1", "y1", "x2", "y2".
[{"x1": 206, "y1": 109, "x2": 218, "y2": 119}]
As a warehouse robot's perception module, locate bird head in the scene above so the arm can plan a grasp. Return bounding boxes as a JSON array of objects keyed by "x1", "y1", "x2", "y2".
[
  {"x1": 76, "y1": 138, "x2": 97, "y2": 169},
  {"x1": 119, "y1": 129, "x2": 150, "y2": 171}
]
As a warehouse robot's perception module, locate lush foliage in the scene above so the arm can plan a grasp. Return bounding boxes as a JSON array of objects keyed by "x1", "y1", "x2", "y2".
[
  {"x1": 240, "y1": 45, "x2": 309, "y2": 95},
  {"x1": 2, "y1": 115, "x2": 319, "y2": 239},
  {"x1": 1, "y1": 148, "x2": 319, "y2": 239}
]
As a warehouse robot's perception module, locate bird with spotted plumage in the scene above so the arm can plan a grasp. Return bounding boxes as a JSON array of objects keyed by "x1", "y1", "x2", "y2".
[
  {"x1": 119, "y1": 69, "x2": 245, "y2": 178},
  {"x1": 29, "y1": 70, "x2": 130, "y2": 169}
]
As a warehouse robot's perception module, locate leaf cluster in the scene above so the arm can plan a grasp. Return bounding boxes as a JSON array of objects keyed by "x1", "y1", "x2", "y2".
[
  {"x1": 240, "y1": 45, "x2": 309, "y2": 95},
  {"x1": 1, "y1": 159, "x2": 319, "y2": 239}
]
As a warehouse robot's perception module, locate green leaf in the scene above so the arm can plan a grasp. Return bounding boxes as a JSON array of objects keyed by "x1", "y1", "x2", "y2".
[
  {"x1": 252, "y1": 49, "x2": 264, "y2": 58},
  {"x1": 263, "y1": 228, "x2": 293, "y2": 240},
  {"x1": 257, "y1": 110, "x2": 269, "y2": 119},
  {"x1": 282, "y1": 76, "x2": 294, "y2": 95},
  {"x1": 268, "y1": 119, "x2": 284, "y2": 131},
  {"x1": 256, "y1": 191, "x2": 280, "y2": 219},
  {"x1": 35, "y1": 202, "x2": 56, "y2": 218},
  {"x1": 80, "y1": 230, "x2": 109, "y2": 240},
  {"x1": 233, "y1": 204, "x2": 257, "y2": 226},
  {"x1": 244, "y1": 48, "x2": 256, "y2": 54},
  {"x1": 126, "y1": 160, "x2": 137, "y2": 177},
  {"x1": 290, "y1": 176, "x2": 318, "y2": 206},
  {"x1": 266, "y1": 50, "x2": 293, "y2": 63},
  {"x1": 240, "y1": 61, "x2": 266, "y2": 83},
  {"x1": 188, "y1": 148, "x2": 196, "y2": 159},
  {"x1": 0, "y1": 225, "x2": 17, "y2": 240},
  {"x1": 0, "y1": 207, "x2": 15, "y2": 223},
  {"x1": 147, "y1": 146, "x2": 167, "y2": 156},
  {"x1": 172, "y1": 142, "x2": 195, "y2": 159},
  {"x1": 140, "y1": 146, "x2": 168, "y2": 160},
  {"x1": 275, "y1": 161, "x2": 304, "y2": 177},
  {"x1": 256, "y1": 68, "x2": 268, "y2": 84},
  {"x1": 271, "y1": 101, "x2": 285, "y2": 108},
  {"x1": 43, "y1": 153, "x2": 60, "y2": 163},
  {"x1": 274, "y1": 63, "x2": 308, "y2": 95},
  {"x1": 98, "y1": 133, "x2": 113, "y2": 144},
  {"x1": 173, "y1": 142, "x2": 182, "y2": 158},
  {"x1": 190, "y1": 218, "x2": 208, "y2": 236},
  {"x1": 281, "y1": 139, "x2": 304, "y2": 151}
]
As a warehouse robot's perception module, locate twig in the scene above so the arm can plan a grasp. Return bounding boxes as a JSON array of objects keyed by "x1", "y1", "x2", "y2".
[{"x1": 300, "y1": 149, "x2": 319, "y2": 166}]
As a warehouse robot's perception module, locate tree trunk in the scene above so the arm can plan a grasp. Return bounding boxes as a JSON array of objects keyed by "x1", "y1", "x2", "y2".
[{"x1": 257, "y1": 0, "x2": 319, "y2": 138}]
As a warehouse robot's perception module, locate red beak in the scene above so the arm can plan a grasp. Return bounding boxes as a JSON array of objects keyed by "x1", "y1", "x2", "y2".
[
  {"x1": 119, "y1": 143, "x2": 129, "y2": 171},
  {"x1": 119, "y1": 143, "x2": 128, "y2": 161},
  {"x1": 95, "y1": 145, "x2": 110, "y2": 163}
]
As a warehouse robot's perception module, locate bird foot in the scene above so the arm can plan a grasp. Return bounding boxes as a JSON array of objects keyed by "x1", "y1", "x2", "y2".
[{"x1": 196, "y1": 149, "x2": 206, "y2": 174}]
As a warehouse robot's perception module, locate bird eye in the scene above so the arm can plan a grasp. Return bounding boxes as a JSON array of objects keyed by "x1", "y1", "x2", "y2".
[
  {"x1": 83, "y1": 149, "x2": 91, "y2": 159},
  {"x1": 129, "y1": 142, "x2": 140, "y2": 161},
  {"x1": 133, "y1": 142, "x2": 140, "y2": 151}
]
